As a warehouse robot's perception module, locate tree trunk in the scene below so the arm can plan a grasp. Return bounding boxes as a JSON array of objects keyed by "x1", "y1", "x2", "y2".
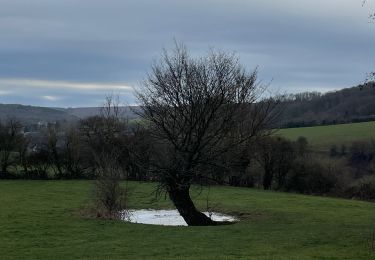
[{"x1": 168, "y1": 185, "x2": 215, "y2": 226}]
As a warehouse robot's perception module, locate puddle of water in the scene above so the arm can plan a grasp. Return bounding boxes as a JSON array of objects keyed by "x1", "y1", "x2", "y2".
[{"x1": 122, "y1": 209, "x2": 237, "y2": 226}]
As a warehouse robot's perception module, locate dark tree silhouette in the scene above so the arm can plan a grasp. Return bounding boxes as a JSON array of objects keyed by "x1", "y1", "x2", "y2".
[
  {"x1": 254, "y1": 136, "x2": 296, "y2": 190},
  {"x1": 137, "y1": 43, "x2": 279, "y2": 226}
]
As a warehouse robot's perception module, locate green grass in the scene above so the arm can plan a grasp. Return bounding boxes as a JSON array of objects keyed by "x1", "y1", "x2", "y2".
[
  {"x1": 278, "y1": 121, "x2": 375, "y2": 151},
  {"x1": 1, "y1": 181, "x2": 375, "y2": 259}
]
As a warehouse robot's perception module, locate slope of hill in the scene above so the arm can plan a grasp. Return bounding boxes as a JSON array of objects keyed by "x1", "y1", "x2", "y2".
[
  {"x1": 1, "y1": 82, "x2": 374, "y2": 127},
  {"x1": 280, "y1": 82, "x2": 375, "y2": 128},
  {"x1": 65, "y1": 106, "x2": 140, "y2": 119},
  {"x1": 0, "y1": 104, "x2": 140, "y2": 125}
]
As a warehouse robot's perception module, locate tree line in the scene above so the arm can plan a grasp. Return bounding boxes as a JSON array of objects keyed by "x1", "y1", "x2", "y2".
[
  {"x1": 279, "y1": 82, "x2": 375, "y2": 128},
  {"x1": 1, "y1": 114, "x2": 374, "y2": 201}
]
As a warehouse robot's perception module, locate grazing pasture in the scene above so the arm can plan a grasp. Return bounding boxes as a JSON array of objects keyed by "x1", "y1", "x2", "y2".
[
  {"x1": 278, "y1": 121, "x2": 375, "y2": 151},
  {"x1": 1, "y1": 181, "x2": 375, "y2": 259}
]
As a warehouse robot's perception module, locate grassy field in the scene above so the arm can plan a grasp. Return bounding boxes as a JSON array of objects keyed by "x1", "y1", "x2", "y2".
[
  {"x1": 1, "y1": 181, "x2": 375, "y2": 259},
  {"x1": 278, "y1": 121, "x2": 375, "y2": 151}
]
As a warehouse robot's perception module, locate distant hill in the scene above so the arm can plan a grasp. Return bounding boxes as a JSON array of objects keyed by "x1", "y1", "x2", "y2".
[
  {"x1": 0, "y1": 104, "x2": 78, "y2": 125},
  {"x1": 0, "y1": 104, "x2": 140, "y2": 125},
  {"x1": 279, "y1": 82, "x2": 375, "y2": 128},
  {"x1": 65, "y1": 106, "x2": 140, "y2": 119},
  {"x1": 1, "y1": 82, "x2": 374, "y2": 127}
]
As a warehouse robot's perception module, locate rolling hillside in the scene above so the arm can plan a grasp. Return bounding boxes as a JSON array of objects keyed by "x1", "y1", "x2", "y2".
[
  {"x1": 0, "y1": 104, "x2": 139, "y2": 125},
  {"x1": 0, "y1": 104, "x2": 78, "y2": 125}
]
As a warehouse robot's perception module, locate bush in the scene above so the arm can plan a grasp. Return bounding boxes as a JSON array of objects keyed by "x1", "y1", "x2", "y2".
[
  {"x1": 92, "y1": 156, "x2": 128, "y2": 219},
  {"x1": 23, "y1": 149, "x2": 50, "y2": 179}
]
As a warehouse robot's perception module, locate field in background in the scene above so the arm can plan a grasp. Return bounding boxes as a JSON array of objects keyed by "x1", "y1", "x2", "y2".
[
  {"x1": 278, "y1": 121, "x2": 375, "y2": 151},
  {"x1": 1, "y1": 181, "x2": 375, "y2": 259}
]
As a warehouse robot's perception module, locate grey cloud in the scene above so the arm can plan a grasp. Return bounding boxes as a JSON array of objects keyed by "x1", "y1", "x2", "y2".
[
  {"x1": 0, "y1": 0, "x2": 374, "y2": 106},
  {"x1": 0, "y1": 84, "x2": 136, "y2": 107}
]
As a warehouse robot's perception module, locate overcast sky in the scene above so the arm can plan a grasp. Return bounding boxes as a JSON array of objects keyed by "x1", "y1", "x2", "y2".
[{"x1": 0, "y1": 0, "x2": 374, "y2": 107}]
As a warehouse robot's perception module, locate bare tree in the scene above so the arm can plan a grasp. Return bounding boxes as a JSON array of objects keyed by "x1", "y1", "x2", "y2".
[
  {"x1": 80, "y1": 95, "x2": 129, "y2": 218},
  {"x1": 93, "y1": 152, "x2": 127, "y2": 219},
  {"x1": 137, "y1": 43, "x2": 279, "y2": 226},
  {"x1": 80, "y1": 95, "x2": 128, "y2": 168},
  {"x1": 254, "y1": 136, "x2": 296, "y2": 190}
]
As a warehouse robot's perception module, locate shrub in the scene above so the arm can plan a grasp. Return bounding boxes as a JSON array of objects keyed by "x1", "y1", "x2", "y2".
[
  {"x1": 24, "y1": 149, "x2": 50, "y2": 179},
  {"x1": 93, "y1": 158, "x2": 127, "y2": 219}
]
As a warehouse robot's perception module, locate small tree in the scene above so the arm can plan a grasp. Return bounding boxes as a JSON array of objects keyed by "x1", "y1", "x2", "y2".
[
  {"x1": 81, "y1": 95, "x2": 129, "y2": 218},
  {"x1": 137, "y1": 43, "x2": 279, "y2": 225},
  {"x1": 93, "y1": 153, "x2": 127, "y2": 219}
]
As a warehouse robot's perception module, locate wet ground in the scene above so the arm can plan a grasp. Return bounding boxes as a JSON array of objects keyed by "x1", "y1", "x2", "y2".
[{"x1": 122, "y1": 209, "x2": 237, "y2": 226}]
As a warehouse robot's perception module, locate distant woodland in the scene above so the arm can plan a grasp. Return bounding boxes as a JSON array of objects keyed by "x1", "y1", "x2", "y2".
[
  {"x1": 0, "y1": 82, "x2": 374, "y2": 128},
  {"x1": 279, "y1": 82, "x2": 375, "y2": 128}
]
